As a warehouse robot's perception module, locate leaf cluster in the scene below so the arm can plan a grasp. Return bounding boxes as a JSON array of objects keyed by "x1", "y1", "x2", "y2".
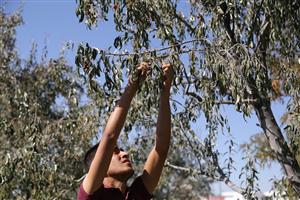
[{"x1": 74, "y1": 0, "x2": 300, "y2": 197}]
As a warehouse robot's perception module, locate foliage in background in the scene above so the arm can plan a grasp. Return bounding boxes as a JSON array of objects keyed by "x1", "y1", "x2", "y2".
[
  {"x1": 0, "y1": 8, "x2": 99, "y2": 199},
  {"x1": 240, "y1": 61, "x2": 300, "y2": 198},
  {"x1": 241, "y1": 61, "x2": 300, "y2": 165},
  {"x1": 0, "y1": 8, "x2": 211, "y2": 199},
  {"x1": 74, "y1": 0, "x2": 300, "y2": 198}
]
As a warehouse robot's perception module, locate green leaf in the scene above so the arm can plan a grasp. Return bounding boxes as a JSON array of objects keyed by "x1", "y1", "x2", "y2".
[{"x1": 113, "y1": 36, "x2": 122, "y2": 49}]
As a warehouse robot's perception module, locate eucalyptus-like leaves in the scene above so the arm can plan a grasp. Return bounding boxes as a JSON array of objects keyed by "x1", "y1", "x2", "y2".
[{"x1": 73, "y1": 0, "x2": 300, "y2": 197}]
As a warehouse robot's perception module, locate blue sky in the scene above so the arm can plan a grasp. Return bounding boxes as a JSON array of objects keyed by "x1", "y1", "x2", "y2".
[{"x1": 3, "y1": 0, "x2": 287, "y2": 194}]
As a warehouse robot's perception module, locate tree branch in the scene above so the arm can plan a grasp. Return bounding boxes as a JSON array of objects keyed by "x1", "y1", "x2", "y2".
[
  {"x1": 97, "y1": 39, "x2": 209, "y2": 57},
  {"x1": 254, "y1": 101, "x2": 300, "y2": 196},
  {"x1": 215, "y1": 99, "x2": 259, "y2": 105},
  {"x1": 170, "y1": 98, "x2": 185, "y2": 108},
  {"x1": 165, "y1": 161, "x2": 212, "y2": 179},
  {"x1": 219, "y1": 2, "x2": 236, "y2": 44},
  {"x1": 174, "y1": 123, "x2": 246, "y2": 194},
  {"x1": 165, "y1": 161, "x2": 245, "y2": 194},
  {"x1": 247, "y1": 0, "x2": 264, "y2": 46},
  {"x1": 185, "y1": 91, "x2": 259, "y2": 105}
]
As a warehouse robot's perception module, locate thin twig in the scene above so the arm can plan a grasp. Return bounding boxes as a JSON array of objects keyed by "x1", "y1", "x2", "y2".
[
  {"x1": 215, "y1": 99, "x2": 259, "y2": 105},
  {"x1": 247, "y1": 0, "x2": 265, "y2": 46},
  {"x1": 165, "y1": 161, "x2": 246, "y2": 194},
  {"x1": 170, "y1": 98, "x2": 185, "y2": 108},
  {"x1": 75, "y1": 174, "x2": 86, "y2": 182},
  {"x1": 101, "y1": 39, "x2": 209, "y2": 57},
  {"x1": 186, "y1": 91, "x2": 259, "y2": 105},
  {"x1": 165, "y1": 161, "x2": 209, "y2": 177}
]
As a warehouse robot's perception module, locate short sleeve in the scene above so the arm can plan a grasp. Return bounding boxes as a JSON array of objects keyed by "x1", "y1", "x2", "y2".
[
  {"x1": 77, "y1": 184, "x2": 93, "y2": 200},
  {"x1": 129, "y1": 176, "x2": 154, "y2": 200}
]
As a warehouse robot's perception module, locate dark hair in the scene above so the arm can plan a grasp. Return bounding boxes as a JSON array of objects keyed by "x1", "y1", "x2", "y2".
[
  {"x1": 84, "y1": 143, "x2": 99, "y2": 171},
  {"x1": 83, "y1": 143, "x2": 124, "y2": 171}
]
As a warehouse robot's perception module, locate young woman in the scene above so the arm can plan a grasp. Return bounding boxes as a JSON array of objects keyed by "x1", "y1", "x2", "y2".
[{"x1": 77, "y1": 62, "x2": 174, "y2": 200}]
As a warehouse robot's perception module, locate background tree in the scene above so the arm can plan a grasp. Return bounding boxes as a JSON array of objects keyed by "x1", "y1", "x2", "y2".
[
  {"x1": 74, "y1": 0, "x2": 300, "y2": 198},
  {"x1": 241, "y1": 60, "x2": 300, "y2": 198},
  {"x1": 0, "y1": 8, "x2": 99, "y2": 199},
  {"x1": 0, "y1": 7, "x2": 211, "y2": 199}
]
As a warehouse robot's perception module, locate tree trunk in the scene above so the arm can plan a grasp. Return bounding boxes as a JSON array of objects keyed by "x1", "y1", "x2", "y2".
[{"x1": 255, "y1": 100, "x2": 300, "y2": 196}]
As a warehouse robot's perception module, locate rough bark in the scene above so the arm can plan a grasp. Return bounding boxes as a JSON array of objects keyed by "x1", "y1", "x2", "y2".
[{"x1": 255, "y1": 100, "x2": 300, "y2": 196}]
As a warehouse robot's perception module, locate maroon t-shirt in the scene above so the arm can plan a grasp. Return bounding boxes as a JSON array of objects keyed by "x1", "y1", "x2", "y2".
[{"x1": 77, "y1": 176, "x2": 153, "y2": 200}]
